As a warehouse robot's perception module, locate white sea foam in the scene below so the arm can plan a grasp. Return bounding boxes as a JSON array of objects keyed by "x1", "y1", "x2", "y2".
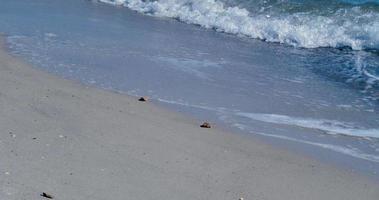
[
  {"x1": 98, "y1": 0, "x2": 379, "y2": 50},
  {"x1": 233, "y1": 123, "x2": 379, "y2": 163},
  {"x1": 237, "y1": 112, "x2": 379, "y2": 139},
  {"x1": 156, "y1": 98, "x2": 379, "y2": 162},
  {"x1": 157, "y1": 98, "x2": 379, "y2": 139}
]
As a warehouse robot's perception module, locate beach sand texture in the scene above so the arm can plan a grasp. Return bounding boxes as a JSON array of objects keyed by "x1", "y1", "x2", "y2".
[{"x1": 0, "y1": 38, "x2": 378, "y2": 200}]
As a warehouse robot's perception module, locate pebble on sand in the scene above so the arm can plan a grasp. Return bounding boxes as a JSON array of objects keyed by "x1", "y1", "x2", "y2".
[
  {"x1": 138, "y1": 96, "x2": 148, "y2": 102},
  {"x1": 200, "y1": 122, "x2": 211, "y2": 128}
]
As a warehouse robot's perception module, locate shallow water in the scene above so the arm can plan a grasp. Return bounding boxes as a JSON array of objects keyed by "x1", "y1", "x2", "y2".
[{"x1": 1, "y1": 0, "x2": 379, "y2": 177}]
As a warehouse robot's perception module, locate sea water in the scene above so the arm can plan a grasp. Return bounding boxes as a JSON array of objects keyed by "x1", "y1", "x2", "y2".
[{"x1": 0, "y1": 0, "x2": 379, "y2": 177}]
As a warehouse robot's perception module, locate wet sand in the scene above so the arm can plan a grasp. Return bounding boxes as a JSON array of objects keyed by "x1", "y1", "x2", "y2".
[{"x1": 0, "y1": 37, "x2": 378, "y2": 200}]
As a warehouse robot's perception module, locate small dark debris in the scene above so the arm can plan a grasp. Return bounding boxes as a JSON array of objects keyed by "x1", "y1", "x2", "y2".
[
  {"x1": 32, "y1": 137, "x2": 37, "y2": 140},
  {"x1": 138, "y1": 97, "x2": 148, "y2": 102},
  {"x1": 41, "y1": 192, "x2": 53, "y2": 199},
  {"x1": 200, "y1": 122, "x2": 211, "y2": 128}
]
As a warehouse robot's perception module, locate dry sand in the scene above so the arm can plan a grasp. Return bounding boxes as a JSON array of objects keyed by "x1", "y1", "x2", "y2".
[{"x1": 0, "y1": 38, "x2": 378, "y2": 200}]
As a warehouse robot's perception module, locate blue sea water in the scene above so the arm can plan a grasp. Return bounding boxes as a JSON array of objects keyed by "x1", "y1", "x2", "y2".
[
  {"x1": 99, "y1": 0, "x2": 379, "y2": 51},
  {"x1": 0, "y1": 0, "x2": 379, "y2": 176}
]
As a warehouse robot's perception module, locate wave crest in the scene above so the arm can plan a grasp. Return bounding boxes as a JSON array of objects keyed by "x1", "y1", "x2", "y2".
[{"x1": 98, "y1": 0, "x2": 379, "y2": 50}]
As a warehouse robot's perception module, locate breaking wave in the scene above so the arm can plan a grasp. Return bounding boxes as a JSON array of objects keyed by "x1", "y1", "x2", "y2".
[{"x1": 97, "y1": 0, "x2": 379, "y2": 50}]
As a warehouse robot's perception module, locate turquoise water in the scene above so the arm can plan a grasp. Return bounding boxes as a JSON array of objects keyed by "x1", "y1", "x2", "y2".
[{"x1": 1, "y1": 0, "x2": 378, "y2": 177}]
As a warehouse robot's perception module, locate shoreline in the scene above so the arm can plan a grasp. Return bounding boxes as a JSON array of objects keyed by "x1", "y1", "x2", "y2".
[{"x1": 1, "y1": 37, "x2": 378, "y2": 199}]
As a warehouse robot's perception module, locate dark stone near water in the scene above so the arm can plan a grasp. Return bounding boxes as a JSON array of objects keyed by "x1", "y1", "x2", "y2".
[
  {"x1": 138, "y1": 97, "x2": 148, "y2": 102},
  {"x1": 200, "y1": 122, "x2": 211, "y2": 128}
]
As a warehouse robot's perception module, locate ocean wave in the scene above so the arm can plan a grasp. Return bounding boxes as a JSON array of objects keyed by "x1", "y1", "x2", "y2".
[
  {"x1": 156, "y1": 97, "x2": 379, "y2": 162},
  {"x1": 233, "y1": 123, "x2": 379, "y2": 163},
  {"x1": 237, "y1": 112, "x2": 379, "y2": 138},
  {"x1": 157, "y1": 97, "x2": 379, "y2": 139},
  {"x1": 97, "y1": 0, "x2": 379, "y2": 50}
]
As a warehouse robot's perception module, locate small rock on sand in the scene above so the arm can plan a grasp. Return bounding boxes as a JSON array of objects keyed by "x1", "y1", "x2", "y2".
[
  {"x1": 138, "y1": 97, "x2": 148, "y2": 102},
  {"x1": 200, "y1": 122, "x2": 211, "y2": 128}
]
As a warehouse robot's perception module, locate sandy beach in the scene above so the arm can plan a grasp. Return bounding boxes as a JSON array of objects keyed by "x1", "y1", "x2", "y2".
[{"x1": 0, "y1": 36, "x2": 378, "y2": 200}]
